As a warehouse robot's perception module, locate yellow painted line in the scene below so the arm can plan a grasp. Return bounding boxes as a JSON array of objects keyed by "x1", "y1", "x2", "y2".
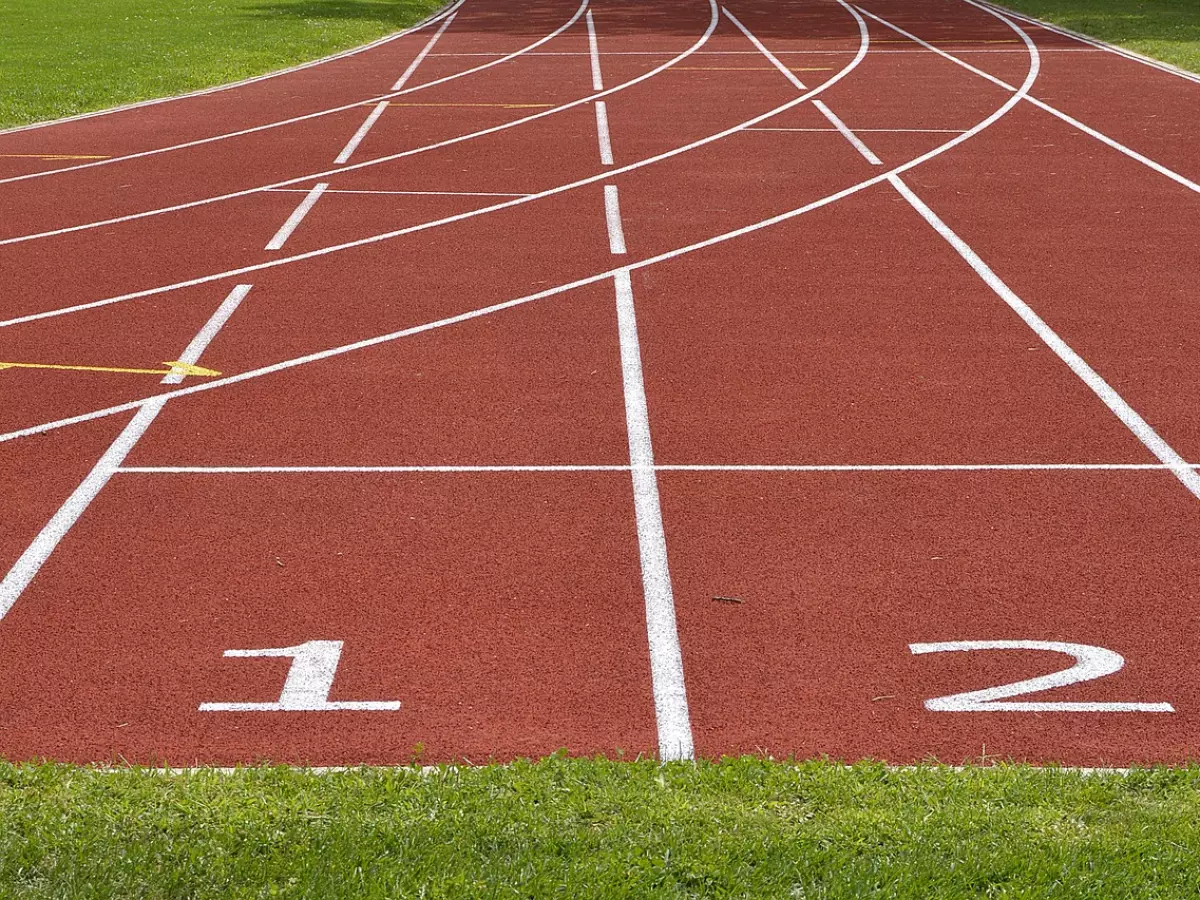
[
  {"x1": 0, "y1": 360, "x2": 220, "y2": 377},
  {"x1": 382, "y1": 102, "x2": 555, "y2": 109},
  {"x1": 0, "y1": 153, "x2": 112, "y2": 160}
]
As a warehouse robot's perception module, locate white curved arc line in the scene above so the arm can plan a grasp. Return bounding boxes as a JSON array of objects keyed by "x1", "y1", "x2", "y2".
[
  {"x1": 0, "y1": 0, "x2": 577, "y2": 189},
  {"x1": 0, "y1": 0, "x2": 847, "y2": 325},
  {"x1": 0, "y1": 0, "x2": 703, "y2": 249},
  {"x1": 0, "y1": 0, "x2": 1037, "y2": 444},
  {"x1": 0, "y1": 0, "x2": 468, "y2": 139}
]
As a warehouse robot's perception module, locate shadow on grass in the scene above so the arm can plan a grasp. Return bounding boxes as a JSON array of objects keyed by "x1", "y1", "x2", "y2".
[{"x1": 242, "y1": 0, "x2": 443, "y2": 28}]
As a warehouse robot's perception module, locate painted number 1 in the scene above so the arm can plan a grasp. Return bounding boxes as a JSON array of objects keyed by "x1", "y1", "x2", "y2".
[
  {"x1": 909, "y1": 640, "x2": 1173, "y2": 713},
  {"x1": 199, "y1": 640, "x2": 401, "y2": 712}
]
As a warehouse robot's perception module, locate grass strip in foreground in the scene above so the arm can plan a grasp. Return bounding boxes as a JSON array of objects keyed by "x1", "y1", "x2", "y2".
[
  {"x1": 997, "y1": 0, "x2": 1200, "y2": 74},
  {"x1": 2, "y1": 756, "x2": 1199, "y2": 897},
  {"x1": 0, "y1": 0, "x2": 444, "y2": 129}
]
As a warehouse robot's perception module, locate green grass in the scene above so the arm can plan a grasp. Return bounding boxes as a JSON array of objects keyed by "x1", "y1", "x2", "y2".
[
  {"x1": 0, "y1": 0, "x2": 444, "y2": 129},
  {"x1": 2, "y1": 757, "x2": 1199, "y2": 898},
  {"x1": 996, "y1": 0, "x2": 1200, "y2": 74}
]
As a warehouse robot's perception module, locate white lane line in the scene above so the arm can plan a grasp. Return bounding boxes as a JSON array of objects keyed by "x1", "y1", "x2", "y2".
[
  {"x1": 335, "y1": 101, "x2": 389, "y2": 165},
  {"x1": 393, "y1": 10, "x2": 458, "y2": 90},
  {"x1": 604, "y1": 184, "x2": 627, "y2": 254},
  {"x1": 116, "y1": 463, "x2": 1191, "y2": 474},
  {"x1": 614, "y1": 268, "x2": 694, "y2": 762},
  {"x1": 722, "y1": 8, "x2": 807, "y2": 90},
  {"x1": 0, "y1": 0, "x2": 694, "y2": 249},
  {"x1": 812, "y1": 99, "x2": 882, "y2": 164},
  {"x1": 1, "y1": 5, "x2": 1042, "y2": 447},
  {"x1": 595, "y1": 100, "x2": 614, "y2": 165},
  {"x1": 747, "y1": 127, "x2": 966, "y2": 133},
  {"x1": 0, "y1": 0, "x2": 467, "y2": 139},
  {"x1": 859, "y1": 4, "x2": 1200, "y2": 197},
  {"x1": 891, "y1": 173, "x2": 1200, "y2": 500},
  {"x1": 586, "y1": 10, "x2": 604, "y2": 91},
  {"x1": 266, "y1": 188, "x2": 532, "y2": 197},
  {"x1": 265, "y1": 183, "x2": 328, "y2": 250},
  {"x1": 974, "y1": 0, "x2": 1200, "y2": 85},
  {"x1": 0, "y1": 0, "x2": 574, "y2": 188},
  {"x1": 0, "y1": 284, "x2": 251, "y2": 621},
  {"x1": 162, "y1": 284, "x2": 253, "y2": 384}
]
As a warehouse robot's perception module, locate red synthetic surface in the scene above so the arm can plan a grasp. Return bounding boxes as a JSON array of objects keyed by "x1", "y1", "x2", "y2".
[{"x1": 1, "y1": 0, "x2": 1198, "y2": 766}]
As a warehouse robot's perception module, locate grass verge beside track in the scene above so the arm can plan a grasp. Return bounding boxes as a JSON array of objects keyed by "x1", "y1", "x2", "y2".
[
  {"x1": 0, "y1": 0, "x2": 444, "y2": 129},
  {"x1": 997, "y1": 0, "x2": 1200, "y2": 73},
  {"x1": 2, "y1": 757, "x2": 1199, "y2": 897}
]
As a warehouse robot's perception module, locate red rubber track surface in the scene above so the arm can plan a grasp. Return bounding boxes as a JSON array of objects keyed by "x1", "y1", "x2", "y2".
[{"x1": 1, "y1": 0, "x2": 1198, "y2": 766}]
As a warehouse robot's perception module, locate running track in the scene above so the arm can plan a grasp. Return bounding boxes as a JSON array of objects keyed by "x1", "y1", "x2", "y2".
[{"x1": 1, "y1": 0, "x2": 1198, "y2": 766}]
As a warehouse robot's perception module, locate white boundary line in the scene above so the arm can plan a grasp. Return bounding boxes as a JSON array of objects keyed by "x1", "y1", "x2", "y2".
[
  {"x1": 977, "y1": 0, "x2": 1200, "y2": 86},
  {"x1": 586, "y1": 11, "x2": 605, "y2": 91},
  {"x1": 266, "y1": 188, "x2": 531, "y2": 197},
  {"x1": 114, "y1": 463, "x2": 1192, "y2": 474},
  {"x1": 0, "y1": 284, "x2": 253, "y2": 620},
  {"x1": 393, "y1": 10, "x2": 458, "y2": 91},
  {"x1": 857, "y1": 4, "x2": 1200, "y2": 197},
  {"x1": 0, "y1": 0, "x2": 705, "y2": 250},
  {"x1": 812, "y1": 99, "x2": 882, "y2": 164},
  {"x1": 265, "y1": 184, "x2": 327, "y2": 250},
  {"x1": 604, "y1": 185, "x2": 627, "y2": 254},
  {"x1": 595, "y1": 100, "x2": 614, "y2": 165},
  {"x1": 335, "y1": 101, "x2": 390, "y2": 166},
  {"x1": 0, "y1": 0, "x2": 466, "y2": 138},
  {"x1": 0, "y1": 0, "x2": 568, "y2": 188},
  {"x1": 2, "y1": 1, "x2": 1046, "y2": 446}
]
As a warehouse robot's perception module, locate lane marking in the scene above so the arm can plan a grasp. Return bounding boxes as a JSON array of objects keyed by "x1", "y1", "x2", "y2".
[
  {"x1": 162, "y1": 283, "x2": 253, "y2": 384},
  {"x1": 586, "y1": 10, "x2": 604, "y2": 91},
  {"x1": 672, "y1": 66, "x2": 832, "y2": 71},
  {"x1": 266, "y1": 187, "x2": 532, "y2": 197},
  {"x1": 0, "y1": 0, "x2": 466, "y2": 139},
  {"x1": 90, "y1": 466, "x2": 1141, "y2": 482},
  {"x1": 335, "y1": 101, "x2": 389, "y2": 165},
  {"x1": 721, "y1": 8, "x2": 807, "y2": 91},
  {"x1": 595, "y1": 100, "x2": 614, "y2": 165},
  {"x1": 0, "y1": 284, "x2": 251, "y2": 620},
  {"x1": 0, "y1": 361, "x2": 219, "y2": 378},
  {"x1": 891, "y1": 173, "x2": 1200, "y2": 501},
  {"x1": 604, "y1": 184, "x2": 627, "y2": 254},
  {"x1": 0, "y1": 0, "x2": 692, "y2": 249},
  {"x1": 383, "y1": 102, "x2": 556, "y2": 108},
  {"x1": 747, "y1": 127, "x2": 965, "y2": 133},
  {"x1": 614, "y1": 269, "x2": 694, "y2": 762},
  {"x1": 392, "y1": 9, "x2": 458, "y2": 91},
  {"x1": 812, "y1": 99, "x2": 882, "y2": 164},
  {"x1": 0, "y1": 154, "x2": 111, "y2": 160},
  {"x1": 858, "y1": 4, "x2": 1200, "y2": 197},
  {"x1": 0, "y1": 0, "x2": 574, "y2": 187},
  {"x1": 265, "y1": 183, "x2": 327, "y2": 251}
]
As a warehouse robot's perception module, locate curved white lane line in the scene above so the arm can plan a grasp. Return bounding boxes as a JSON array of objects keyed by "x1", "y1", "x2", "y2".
[
  {"x1": 0, "y1": 0, "x2": 579, "y2": 189},
  {"x1": 0, "y1": 0, "x2": 466, "y2": 138},
  {"x1": 0, "y1": 0, "x2": 708, "y2": 248},
  {"x1": 0, "y1": 0, "x2": 860, "y2": 326},
  {"x1": 0, "y1": 1, "x2": 1032, "y2": 445}
]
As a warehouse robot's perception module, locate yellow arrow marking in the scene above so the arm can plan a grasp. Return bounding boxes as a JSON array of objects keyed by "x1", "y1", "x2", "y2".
[
  {"x1": 0, "y1": 153, "x2": 112, "y2": 160},
  {"x1": 0, "y1": 360, "x2": 220, "y2": 377}
]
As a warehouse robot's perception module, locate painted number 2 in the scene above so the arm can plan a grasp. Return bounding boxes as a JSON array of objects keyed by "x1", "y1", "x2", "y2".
[
  {"x1": 200, "y1": 640, "x2": 401, "y2": 712},
  {"x1": 909, "y1": 640, "x2": 1173, "y2": 713}
]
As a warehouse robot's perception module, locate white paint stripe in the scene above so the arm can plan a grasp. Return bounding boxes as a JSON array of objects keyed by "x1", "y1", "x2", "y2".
[
  {"x1": 976, "y1": 0, "x2": 1200, "y2": 85},
  {"x1": 115, "y1": 463, "x2": 1189, "y2": 474},
  {"x1": 0, "y1": 0, "x2": 576, "y2": 188},
  {"x1": 604, "y1": 184, "x2": 627, "y2": 254},
  {"x1": 812, "y1": 99, "x2": 883, "y2": 164},
  {"x1": 595, "y1": 100, "x2": 614, "y2": 165},
  {"x1": 335, "y1": 101, "x2": 389, "y2": 165},
  {"x1": 162, "y1": 284, "x2": 252, "y2": 384},
  {"x1": 860, "y1": 4, "x2": 1200, "y2": 196},
  {"x1": 3, "y1": 5, "x2": 1043, "y2": 447},
  {"x1": 586, "y1": 10, "x2": 604, "y2": 91},
  {"x1": 428, "y1": 48, "x2": 1098, "y2": 56},
  {"x1": 265, "y1": 183, "x2": 327, "y2": 251},
  {"x1": 722, "y1": 8, "x2": 808, "y2": 90},
  {"x1": 0, "y1": 285, "x2": 251, "y2": 620},
  {"x1": 392, "y1": 10, "x2": 457, "y2": 90},
  {"x1": 747, "y1": 127, "x2": 966, "y2": 133},
  {"x1": 890, "y1": 173, "x2": 1200, "y2": 501},
  {"x1": 0, "y1": 0, "x2": 467, "y2": 138},
  {"x1": 0, "y1": 0, "x2": 689, "y2": 248},
  {"x1": 614, "y1": 268, "x2": 694, "y2": 762},
  {"x1": 265, "y1": 188, "x2": 532, "y2": 197}
]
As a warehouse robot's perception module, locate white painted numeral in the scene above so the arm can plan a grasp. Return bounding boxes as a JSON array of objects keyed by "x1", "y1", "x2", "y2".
[
  {"x1": 909, "y1": 640, "x2": 1173, "y2": 713},
  {"x1": 199, "y1": 640, "x2": 401, "y2": 712}
]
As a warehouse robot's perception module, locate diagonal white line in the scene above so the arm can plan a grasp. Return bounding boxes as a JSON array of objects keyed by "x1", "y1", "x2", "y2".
[
  {"x1": 586, "y1": 10, "x2": 605, "y2": 90},
  {"x1": 335, "y1": 101, "x2": 389, "y2": 165},
  {"x1": 265, "y1": 184, "x2": 327, "y2": 250},
  {"x1": 393, "y1": 10, "x2": 458, "y2": 90}
]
